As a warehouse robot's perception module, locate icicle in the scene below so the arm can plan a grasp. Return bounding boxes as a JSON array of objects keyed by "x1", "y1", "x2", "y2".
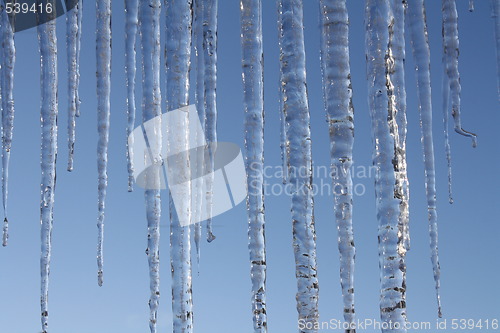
[
  {"x1": 365, "y1": 1, "x2": 407, "y2": 332},
  {"x1": 202, "y1": 0, "x2": 218, "y2": 243},
  {"x1": 37, "y1": 5, "x2": 58, "y2": 332},
  {"x1": 407, "y1": 0, "x2": 443, "y2": 317},
  {"x1": 469, "y1": 0, "x2": 474, "y2": 12},
  {"x1": 139, "y1": 1, "x2": 162, "y2": 331},
  {"x1": 66, "y1": 0, "x2": 82, "y2": 172},
  {"x1": 96, "y1": 0, "x2": 112, "y2": 287},
  {"x1": 277, "y1": 1, "x2": 319, "y2": 331},
  {"x1": 492, "y1": 0, "x2": 500, "y2": 99},
  {"x1": 75, "y1": 0, "x2": 82, "y2": 118},
  {"x1": 125, "y1": 0, "x2": 139, "y2": 192},
  {"x1": 193, "y1": 0, "x2": 204, "y2": 267},
  {"x1": 165, "y1": 0, "x2": 194, "y2": 331},
  {"x1": 442, "y1": 0, "x2": 477, "y2": 147},
  {"x1": 241, "y1": 0, "x2": 268, "y2": 331},
  {"x1": 319, "y1": 0, "x2": 356, "y2": 328},
  {"x1": 279, "y1": 80, "x2": 288, "y2": 184},
  {"x1": 442, "y1": 68, "x2": 454, "y2": 203},
  {"x1": 1, "y1": 8, "x2": 15, "y2": 247}
]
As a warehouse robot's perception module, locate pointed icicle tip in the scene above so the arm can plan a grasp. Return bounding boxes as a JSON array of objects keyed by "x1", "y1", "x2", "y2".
[
  {"x1": 207, "y1": 231, "x2": 216, "y2": 243},
  {"x1": 98, "y1": 270, "x2": 103, "y2": 287},
  {"x1": 2, "y1": 217, "x2": 8, "y2": 247}
]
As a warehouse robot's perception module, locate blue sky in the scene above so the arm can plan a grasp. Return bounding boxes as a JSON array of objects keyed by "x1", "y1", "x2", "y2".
[{"x1": 0, "y1": 1, "x2": 499, "y2": 332}]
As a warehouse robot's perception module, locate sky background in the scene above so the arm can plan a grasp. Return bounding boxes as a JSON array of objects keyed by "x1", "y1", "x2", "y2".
[{"x1": 0, "y1": 1, "x2": 499, "y2": 332}]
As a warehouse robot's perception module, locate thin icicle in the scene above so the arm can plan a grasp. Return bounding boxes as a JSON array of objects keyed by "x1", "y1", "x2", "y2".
[
  {"x1": 202, "y1": 0, "x2": 217, "y2": 243},
  {"x1": 193, "y1": 0, "x2": 204, "y2": 267},
  {"x1": 469, "y1": 0, "x2": 474, "y2": 12},
  {"x1": 442, "y1": 70, "x2": 453, "y2": 203},
  {"x1": 442, "y1": 0, "x2": 477, "y2": 147},
  {"x1": 241, "y1": 0, "x2": 268, "y2": 331},
  {"x1": 319, "y1": 0, "x2": 356, "y2": 328},
  {"x1": 278, "y1": 1, "x2": 319, "y2": 331},
  {"x1": 1, "y1": 8, "x2": 15, "y2": 247},
  {"x1": 96, "y1": 0, "x2": 112, "y2": 287},
  {"x1": 165, "y1": 0, "x2": 194, "y2": 331},
  {"x1": 407, "y1": 0, "x2": 443, "y2": 317},
  {"x1": 365, "y1": 1, "x2": 407, "y2": 332},
  {"x1": 37, "y1": 5, "x2": 58, "y2": 332},
  {"x1": 75, "y1": 0, "x2": 82, "y2": 118},
  {"x1": 492, "y1": 0, "x2": 500, "y2": 99},
  {"x1": 139, "y1": 1, "x2": 162, "y2": 331},
  {"x1": 66, "y1": 0, "x2": 82, "y2": 172},
  {"x1": 125, "y1": 0, "x2": 139, "y2": 192},
  {"x1": 279, "y1": 80, "x2": 288, "y2": 184}
]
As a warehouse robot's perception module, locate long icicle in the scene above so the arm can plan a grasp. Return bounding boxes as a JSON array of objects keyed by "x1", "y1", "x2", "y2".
[
  {"x1": 66, "y1": 0, "x2": 82, "y2": 172},
  {"x1": 125, "y1": 0, "x2": 139, "y2": 192},
  {"x1": 37, "y1": 3, "x2": 58, "y2": 331},
  {"x1": 492, "y1": 0, "x2": 500, "y2": 99},
  {"x1": 278, "y1": 1, "x2": 319, "y2": 331},
  {"x1": 442, "y1": 69, "x2": 453, "y2": 203},
  {"x1": 240, "y1": 0, "x2": 268, "y2": 331},
  {"x1": 1, "y1": 8, "x2": 15, "y2": 247},
  {"x1": 319, "y1": 0, "x2": 356, "y2": 328},
  {"x1": 365, "y1": 1, "x2": 407, "y2": 332},
  {"x1": 442, "y1": 0, "x2": 477, "y2": 147},
  {"x1": 139, "y1": 1, "x2": 162, "y2": 331},
  {"x1": 193, "y1": 0, "x2": 204, "y2": 268},
  {"x1": 407, "y1": 0, "x2": 443, "y2": 317},
  {"x1": 96, "y1": 0, "x2": 112, "y2": 287},
  {"x1": 202, "y1": 0, "x2": 217, "y2": 243},
  {"x1": 165, "y1": 0, "x2": 194, "y2": 331},
  {"x1": 75, "y1": 0, "x2": 82, "y2": 118}
]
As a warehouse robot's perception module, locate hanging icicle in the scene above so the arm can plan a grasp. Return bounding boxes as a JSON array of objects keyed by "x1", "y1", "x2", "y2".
[
  {"x1": 492, "y1": 0, "x2": 500, "y2": 99},
  {"x1": 165, "y1": 0, "x2": 194, "y2": 331},
  {"x1": 1, "y1": 7, "x2": 15, "y2": 247},
  {"x1": 139, "y1": 0, "x2": 162, "y2": 332},
  {"x1": 125, "y1": 0, "x2": 138, "y2": 192},
  {"x1": 442, "y1": 69, "x2": 454, "y2": 203},
  {"x1": 442, "y1": 0, "x2": 477, "y2": 147},
  {"x1": 365, "y1": 0, "x2": 407, "y2": 331},
  {"x1": 407, "y1": 0, "x2": 443, "y2": 317},
  {"x1": 469, "y1": 0, "x2": 475, "y2": 12},
  {"x1": 202, "y1": 0, "x2": 218, "y2": 243},
  {"x1": 96, "y1": 0, "x2": 112, "y2": 287},
  {"x1": 278, "y1": 1, "x2": 319, "y2": 331},
  {"x1": 319, "y1": 0, "x2": 356, "y2": 328},
  {"x1": 37, "y1": 3, "x2": 58, "y2": 331},
  {"x1": 66, "y1": 0, "x2": 82, "y2": 172},
  {"x1": 241, "y1": 0, "x2": 268, "y2": 331}
]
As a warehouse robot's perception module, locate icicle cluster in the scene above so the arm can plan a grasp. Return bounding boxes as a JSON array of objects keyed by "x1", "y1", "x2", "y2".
[
  {"x1": 278, "y1": 1, "x2": 319, "y2": 331},
  {"x1": 240, "y1": 0, "x2": 268, "y2": 331},
  {"x1": 319, "y1": 0, "x2": 356, "y2": 327}
]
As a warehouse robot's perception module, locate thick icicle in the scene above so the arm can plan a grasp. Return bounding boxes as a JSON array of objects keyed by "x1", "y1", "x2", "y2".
[
  {"x1": 1, "y1": 8, "x2": 15, "y2": 247},
  {"x1": 407, "y1": 0, "x2": 443, "y2": 317},
  {"x1": 193, "y1": 0, "x2": 204, "y2": 266},
  {"x1": 37, "y1": 5, "x2": 58, "y2": 332},
  {"x1": 365, "y1": 1, "x2": 407, "y2": 332},
  {"x1": 492, "y1": 0, "x2": 500, "y2": 99},
  {"x1": 165, "y1": 0, "x2": 194, "y2": 331},
  {"x1": 96, "y1": 0, "x2": 112, "y2": 287},
  {"x1": 277, "y1": 1, "x2": 319, "y2": 331},
  {"x1": 66, "y1": 0, "x2": 82, "y2": 172},
  {"x1": 202, "y1": 0, "x2": 217, "y2": 243},
  {"x1": 125, "y1": 0, "x2": 138, "y2": 192},
  {"x1": 319, "y1": 0, "x2": 356, "y2": 327},
  {"x1": 240, "y1": 0, "x2": 268, "y2": 331},
  {"x1": 442, "y1": 0, "x2": 477, "y2": 147},
  {"x1": 139, "y1": 1, "x2": 162, "y2": 331}
]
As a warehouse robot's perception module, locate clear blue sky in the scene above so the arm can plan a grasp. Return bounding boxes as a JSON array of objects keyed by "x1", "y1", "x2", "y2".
[{"x1": 0, "y1": 1, "x2": 498, "y2": 332}]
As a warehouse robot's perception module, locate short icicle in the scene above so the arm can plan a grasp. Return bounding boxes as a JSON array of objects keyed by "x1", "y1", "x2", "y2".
[
  {"x1": 407, "y1": 0, "x2": 443, "y2": 317},
  {"x1": 365, "y1": 0, "x2": 407, "y2": 332},
  {"x1": 139, "y1": 0, "x2": 162, "y2": 331},
  {"x1": 125, "y1": 0, "x2": 139, "y2": 192},
  {"x1": 165, "y1": 0, "x2": 194, "y2": 331},
  {"x1": 241, "y1": 0, "x2": 268, "y2": 331},
  {"x1": 319, "y1": 0, "x2": 356, "y2": 329},
  {"x1": 442, "y1": 0, "x2": 477, "y2": 147},
  {"x1": 96, "y1": 0, "x2": 112, "y2": 287},
  {"x1": 1, "y1": 7, "x2": 15, "y2": 247},
  {"x1": 278, "y1": 1, "x2": 319, "y2": 331},
  {"x1": 469, "y1": 0, "x2": 474, "y2": 12},
  {"x1": 37, "y1": 3, "x2": 58, "y2": 331}
]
